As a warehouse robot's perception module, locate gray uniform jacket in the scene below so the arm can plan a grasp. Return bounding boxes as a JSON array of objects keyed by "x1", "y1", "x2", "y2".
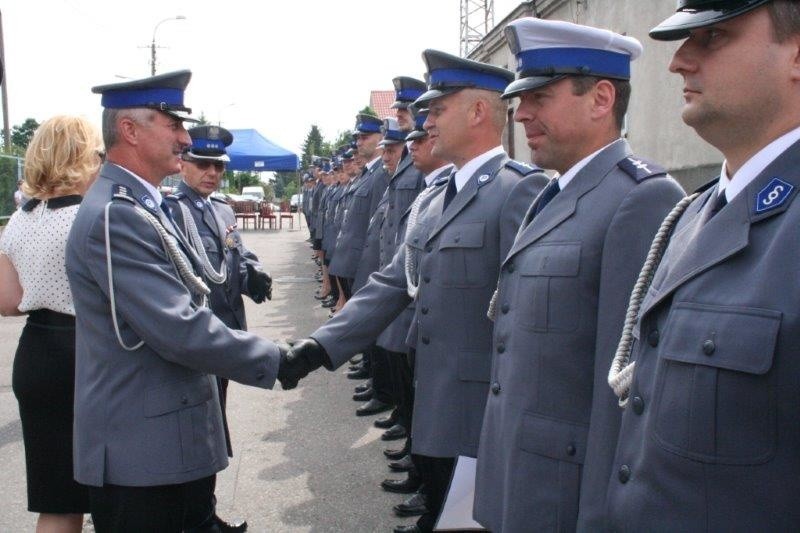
[
  {"x1": 352, "y1": 195, "x2": 387, "y2": 293},
  {"x1": 314, "y1": 184, "x2": 331, "y2": 238},
  {"x1": 329, "y1": 163, "x2": 389, "y2": 279},
  {"x1": 321, "y1": 184, "x2": 342, "y2": 256},
  {"x1": 312, "y1": 153, "x2": 546, "y2": 458},
  {"x1": 166, "y1": 182, "x2": 260, "y2": 330},
  {"x1": 377, "y1": 165, "x2": 453, "y2": 353},
  {"x1": 472, "y1": 140, "x2": 684, "y2": 532},
  {"x1": 378, "y1": 152, "x2": 425, "y2": 270},
  {"x1": 605, "y1": 141, "x2": 800, "y2": 532},
  {"x1": 66, "y1": 163, "x2": 280, "y2": 488}
]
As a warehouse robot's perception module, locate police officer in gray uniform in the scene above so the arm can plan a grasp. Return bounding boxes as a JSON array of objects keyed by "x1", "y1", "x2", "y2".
[
  {"x1": 66, "y1": 70, "x2": 291, "y2": 532},
  {"x1": 471, "y1": 19, "x2": 685, "y2": 533},
  {"x1": 166, "y1": 125, "x2": 272, "y2": 531},
  {"x1": 279, "y1": 50, "x2": 548, "y2": 533},
  {"x1": 604, "y1": 1, "x2": 800, "y2": 530}
]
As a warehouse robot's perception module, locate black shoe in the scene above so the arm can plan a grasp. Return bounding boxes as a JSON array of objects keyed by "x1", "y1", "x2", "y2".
[
  {"x1": 355, "y1": 398, "x2": 392, "y2": 416},
  {"x1": 373, "y1": 413, "x2": 396, "y2": 429},
  {"x1": 383, "y1": 442, "x2": 410, "y2": 460},
  {"x1": 314, "y1": 292, "x2": 330, "y2": 300},
  {"x1": 349, "y1": 355, "x2": 362, "y2": 365},
  {"x1": 388, "y1": 454, "x2": 414, "y2": 472},
  {"x1": 381, "y1": 476, "x2": 421, "y2": 494},
  {"x1": 352, "y1": 388, "x2": 373, "y2": 401},
  {"x1": 393, "y1": 492, "x2": 427, "y2": 517},
  {"x1": 346, "y1": 367, "x2": 370, "y2": 380},
  {"x1": 382, "y1": 423, "x2": 407, "y2": 441},
  {"x1": 348, "y1": 362, "x2": 364, "y2": 371},
  {"x1": 354, "y1": 379, "x2": 372, "y2": 394},
  {"x1": 393, "y1": 526, "x2": 421, "y2": 533},
  {"x1": 321, "y1": 298, "x2": 336, "y2": 308},
  {"x1": 212, "y1": 514, "x2": 248, "y2": 532}
]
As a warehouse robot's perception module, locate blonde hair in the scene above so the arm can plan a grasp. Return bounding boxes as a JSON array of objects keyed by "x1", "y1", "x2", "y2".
[{"x1": 23, "y1": 115, "x2": 103, "y2": 199}]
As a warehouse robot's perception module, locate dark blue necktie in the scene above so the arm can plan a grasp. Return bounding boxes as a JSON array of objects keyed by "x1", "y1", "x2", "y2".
[
  {"x1": 708, "y1": 192, "x2": 727, "y2": 220},
  {"x1": 160, "y1": 200, "x2": 176, "y2": 226},
  {"x1": 533, "y1": 179, "x2": 561, "y2": 217},
  {"x1": 442, "y1": 174, "x2": 457, "y2": 211}
]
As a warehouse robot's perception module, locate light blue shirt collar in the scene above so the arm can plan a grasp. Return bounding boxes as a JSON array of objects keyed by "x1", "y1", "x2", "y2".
[{"x1": 453, "y1": 146, "x2": 505, "y2": 192}]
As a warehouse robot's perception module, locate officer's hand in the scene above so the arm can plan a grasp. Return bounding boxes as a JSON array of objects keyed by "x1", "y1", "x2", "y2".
[
  {"x1": 277, "y1": 338, "x2": 329, "y2": 390},
  {"x1": 246, "y1": 263, "x2": 272, "y2": 303}
]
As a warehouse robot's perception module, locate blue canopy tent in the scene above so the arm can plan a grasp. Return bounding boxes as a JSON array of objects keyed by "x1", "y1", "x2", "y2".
[{"x1": 226, "y1": 129, "x2": 299, "y2": 171}]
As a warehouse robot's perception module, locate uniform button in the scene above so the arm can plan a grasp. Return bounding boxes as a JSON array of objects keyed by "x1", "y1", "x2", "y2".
[
  {"x1": 421, "y1": 336, "x2": 430, "y2": 345},
  {"x1": 256, "y1": 372, "x2": 265, "y2": 381},
  {"x1": 632, "y1": 396, "x2": 644, "y2": 415},
  {"x1": 413, "y1": 237, "x2": 419, "y2": 243},
  {"x1": 421, "y1": 307, "x2": 429, "y2": 315},
  {"x1": 618, "y1": 465, "x2": 631, "y2": 483},
  {"x1": 497, "y1": 343, "x2": 505, "y2": 354},
  {"x1": 425, "y1": 245, "x2": 432, "y2": 253},
  {"x1": 388, "y1": 222, "x2": 393, "y2": 227},
  {"x1": 423, "y1": 276, "x2": 430, "y2": 283},
  {"x1": 507, "y1": 262, "x2": 515, "y2": 273},
  {"x1": 501, "y1": 303, "x2": 510, "y2": 314},
  {"x1": 702, "y1": 339, "x2": 715, "y2": 355},
  {"x1": 491, "y1": 382, "x2": 501, "y2": 395},
  {"x1": 181, "y1": 396, "x2": 189, "y2": 405},
  {"x1": 647, "y1": 329, "x2": 659, "y2": 347},
  {"x1": 454, "y1": 236, "x2": 461, "y2": 243},
  {"x1": 389, "y1": 204, "x2": 394, "y2": 209},
  {"x1": 566, "y1": 444, "x2": 576, "y2": 456}
]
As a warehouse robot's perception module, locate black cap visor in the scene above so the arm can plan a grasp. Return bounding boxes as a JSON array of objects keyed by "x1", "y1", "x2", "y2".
[
  {"x1": 650, "y1": 0, "x2": 771, "y2": 41},
  {"x1": 502, "y1": 74, "x2": 567, "y2": 99},
  {"x1": 414, "y1": 87, "x2": 461, "y2": 107},
  {"x1": 406, "y1": 129, "x2": 428, "y2": 141}
]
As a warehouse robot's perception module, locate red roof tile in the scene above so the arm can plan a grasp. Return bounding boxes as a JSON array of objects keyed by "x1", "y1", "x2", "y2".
[{"x1": 370, "y1": 90, "x2": 396, "y2": 119}]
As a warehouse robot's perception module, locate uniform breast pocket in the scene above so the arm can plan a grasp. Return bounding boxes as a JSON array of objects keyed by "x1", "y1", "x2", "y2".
[
  {"x1": 437, "y1": 221, "x2": 489, "y2": 288},
  {"x1": 514, "y1": 242, "x2": 581, "y2": 332},
  {"x1": 653, "y1": 302, "x2": 780, "y2": 465},
  {"x1": 352, "y1": 185, "x2": 371, "y2": 213}
]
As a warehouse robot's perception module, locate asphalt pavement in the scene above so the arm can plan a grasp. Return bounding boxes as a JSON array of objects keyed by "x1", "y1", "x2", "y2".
[{"x1": 0, "y1": 214, "x2": 416, "y2": 532}]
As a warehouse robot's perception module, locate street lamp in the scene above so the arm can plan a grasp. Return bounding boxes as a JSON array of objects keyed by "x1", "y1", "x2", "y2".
[
  {"x1": 151, "y1": 15, "x2": 186, "y2": 76},
  {"x1": 218, "y1": 102, "x2": 236, "y2": 126}
]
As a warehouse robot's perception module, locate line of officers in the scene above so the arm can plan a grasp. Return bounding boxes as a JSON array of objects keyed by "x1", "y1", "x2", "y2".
[{"x1": 284, "y1": 4, "x2": 800, "y2": 532}]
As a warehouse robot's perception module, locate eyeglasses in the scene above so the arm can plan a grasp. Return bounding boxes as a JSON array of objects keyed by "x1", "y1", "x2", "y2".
[{"x1": 185, "y1": 158, "x2": 225, "y2": 171}]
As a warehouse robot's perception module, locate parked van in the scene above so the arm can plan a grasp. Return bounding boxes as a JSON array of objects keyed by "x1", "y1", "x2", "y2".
[{"x1": 241, "y1": 186, "x2": 264, "y2": 202}]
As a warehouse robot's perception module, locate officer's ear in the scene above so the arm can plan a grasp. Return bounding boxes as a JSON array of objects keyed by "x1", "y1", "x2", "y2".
[
  {"x1": 117, "y1": 115, "x2": 141, "y2": 146},
  {"x1": 590, "y1": 79, "x2": 616, "y2": 124},
  {"x1": 787, "y1": 32, "x2": 800, "y2": 83}
]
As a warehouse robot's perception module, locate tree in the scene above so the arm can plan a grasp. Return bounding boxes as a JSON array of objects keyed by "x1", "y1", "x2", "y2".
[
  {"x1": 11, "y1": 118, "x2": 39, "y2": 151},
  {"x1": 359, "y1": 105, "x2": 377, "y2": 117},
  {"x1": 195, "y1": 112, "x2": 210, "y2": 126},
  {"x1": 300, "y1": 125, "x2": 325, "y2": 168}
]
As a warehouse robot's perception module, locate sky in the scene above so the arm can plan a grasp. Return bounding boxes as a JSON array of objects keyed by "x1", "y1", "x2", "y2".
[{"x1": 1, "y1": 0, "x2": 522, "y2": 158}]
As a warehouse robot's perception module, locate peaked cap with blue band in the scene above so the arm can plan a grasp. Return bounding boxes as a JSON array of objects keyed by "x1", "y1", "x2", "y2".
[
  {"x1": 355, "y1": 113, "x2": 383, "y2": 134},
  {"x1": 406, "y1": 108, "x2": 429, "y2": 141},
  {"x1": 391, "y1": 76, "x2": 427, "y2": 109},
  {"x1": 91, "y1": 69, "x2": 198, "y2": 123},
  {"x1": 185, "y1": 125, "x2": 233, "y2": 162},
  {"x1": 379, "y1": 117, "x2": 405, "y2": 146},
  {"x1": 650, "y1": 0, "x2": 771, "y2": 41},
  {"x1": 502, "y1": 18, "x2": 642, "y2": 99},
  {"x1": 414, "y1": 49, "x2": 515, "y2": 107}
]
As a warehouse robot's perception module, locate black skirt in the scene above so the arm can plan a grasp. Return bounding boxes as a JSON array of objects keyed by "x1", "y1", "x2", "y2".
[{"x1": 12, "y1": 309, "x2": 90, "y2": 514}]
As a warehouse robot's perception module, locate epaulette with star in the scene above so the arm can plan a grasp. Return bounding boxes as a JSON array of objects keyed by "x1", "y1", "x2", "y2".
[
  {"x1": 504, "y1": 159, "x2": 540, "y2": 176},
  {"x1": 618, "y1": 157, "x2": 667, "y2": 182}
]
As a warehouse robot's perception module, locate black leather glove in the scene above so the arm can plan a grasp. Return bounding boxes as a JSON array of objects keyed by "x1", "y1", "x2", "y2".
[
  {"x1": 277, "y1": 338, "x2": 329, "y2": 390},
  {"x1": 246, "y1": 263, "x2": 272, "y2": 303}
]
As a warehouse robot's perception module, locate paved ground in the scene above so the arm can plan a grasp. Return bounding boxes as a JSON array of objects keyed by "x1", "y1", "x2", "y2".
[{"x1": 0, "y1": 214, "x2": 417, "y2": 532}]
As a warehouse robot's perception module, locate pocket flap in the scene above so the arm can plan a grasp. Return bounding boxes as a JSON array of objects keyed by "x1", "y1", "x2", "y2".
[
  {"x1": 405, "y1": 224, "x2": 430, "y2": 250},
  {"x1": 354, "y1": 183, "x2": 371, "y2": 197},
  {"x1": 518, "y1": 412, "x2": 589, "y2": 464},
  {"x1": 519, "y1": 242, "x2": 581, "y2": 277},
  {"x1": 395, "y1": 178, "x2": 420, "y2": 190},
  {"x1": 144, "y1": 375, "x2": 213, "y2": 417},
  {"x1": 662, "y1": 302, "x2": 780, "y2": 375},
  {"x1": 439, "y1": 221, "x2": 485, "y2": 249},
  {"x1": 458, "y1": 350, "x2": 491, "y2": 383}
]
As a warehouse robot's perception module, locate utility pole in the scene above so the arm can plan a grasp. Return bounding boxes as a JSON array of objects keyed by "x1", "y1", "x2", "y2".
[
  {"x1": 150, "y1": 16, "x2": 186, "y2": 76},
  {"x1": 460, "y1": 0, "x2": 494, "y2": 57},
  {"x1": 0, "y1": 9, "x2": 10, "y2": 152}
]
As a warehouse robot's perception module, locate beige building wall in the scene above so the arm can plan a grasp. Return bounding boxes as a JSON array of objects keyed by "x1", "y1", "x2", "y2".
[{"x1": 469, "y1": 0, "x2": 723, "y2": 191}]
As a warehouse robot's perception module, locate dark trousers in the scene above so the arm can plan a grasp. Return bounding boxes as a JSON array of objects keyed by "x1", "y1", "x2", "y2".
[
  {"x1": 370, "y1": 346, "x2": 396, "y2": 405},
  {"x1": 414, "y1": 455, "x2": 456, "y2": 531},
  {"x1": 339, "y1": 277, "x2": 354, "y2": 300},
  {"x1": 89, "y1": 475, "x2": 215, "y2": 533},
  {"x1": 327, "y1": 273, "x2": 339, "y2": 300},
  {"x1": 385, "y1": 348, "x2": 414, "y2": 428}
]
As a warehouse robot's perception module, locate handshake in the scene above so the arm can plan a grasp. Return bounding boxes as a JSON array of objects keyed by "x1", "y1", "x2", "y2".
[{"x1": 276, "y1": 338, "x2": 330, "y2": 390}]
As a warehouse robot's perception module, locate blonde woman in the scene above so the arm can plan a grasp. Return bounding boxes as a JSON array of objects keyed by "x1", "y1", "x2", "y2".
[{"x1": 0, "y1": 115, "x2": 102, "y2": 533}]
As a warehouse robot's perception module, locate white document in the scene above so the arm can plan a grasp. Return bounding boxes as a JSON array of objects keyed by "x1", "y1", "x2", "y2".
[{"x1": 434, "y1": 455, "x2": 487, "y2": 531}]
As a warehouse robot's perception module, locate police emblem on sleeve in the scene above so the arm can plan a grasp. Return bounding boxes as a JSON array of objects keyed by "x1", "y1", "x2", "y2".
[{"x1": 755, "y1": 177, "x2": 794, "y2": 213}]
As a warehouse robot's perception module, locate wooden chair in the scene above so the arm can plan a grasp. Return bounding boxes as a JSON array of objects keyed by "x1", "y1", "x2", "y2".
[
  {"x1": 233, "y1": 201, "x2": 258, "y2": 230},
  {"x1": 278, "y1": 201, "x2": 294, "y2": 229},
  {"x1": 259, "y1": 203, "x2": 277, "y2": 229}
]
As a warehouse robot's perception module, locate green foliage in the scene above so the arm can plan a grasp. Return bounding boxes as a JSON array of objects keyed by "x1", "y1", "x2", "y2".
[
  {"x1": 223, "y1": 171, "x2": 262, "y2": 194},
  {"x1": 0, "y1": 156, "x2": 21, "y2": 217},
  {"x1": 359, "y1": 106, "x2": 377, "y2": 117},
  {"x1": 11, "y1": 118, "x2": 40, "y2": 151},
  {"x1": 273, "y1": 171, "x2": 301, "y2": 200},
  {"x1": 301, "y1": 125, "x2": 325, "y2": 168},
  {"x1": 195, "y1": 112, "x2": 210, "y2": 126}
]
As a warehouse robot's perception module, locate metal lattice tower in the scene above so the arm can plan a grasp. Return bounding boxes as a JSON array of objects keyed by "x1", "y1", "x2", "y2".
[{"x1": 460, "y1": 0, "x2": 495, "y2": 57}]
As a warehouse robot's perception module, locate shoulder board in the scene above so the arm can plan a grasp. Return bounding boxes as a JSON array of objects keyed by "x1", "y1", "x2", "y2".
[
  {"x1": 163, "y1": 193, "x2": 182, "y2": 203},
  {"x1": 504, "y1": 159, "x2": 539, "y2": 175},
  {"x1": 618, "y1": 157, "x2": 667, "y2": 182},
  {"x1": 111, "y1": 184, "x2": 136, "y2": 205},
  {"x1": 210, "y1": 196, "x2": 227, "y2": 204},
  {"x1": 692, "y1": 176, "x2": 719, "y2": 195}
]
